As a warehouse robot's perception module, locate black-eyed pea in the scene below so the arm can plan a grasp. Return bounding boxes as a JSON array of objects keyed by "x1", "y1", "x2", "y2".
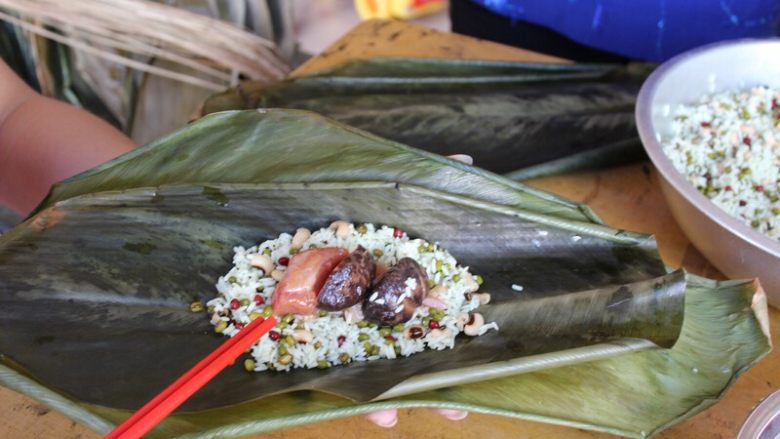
[
  {"x1": 474, "y1": 292, "x2": 491, "y2": 305},
  {"x1": 463, "y1": 273, "x2": 480, "y2": 293},
  {"x1": 291, "y1": 228, "x2": 311, "y2": 249},
  {"x1": 250, "y1": 254, "x2": 274, "y2": 274},
  {"x1": 463, "y1": 312, "x2": 485, "y2": 336},
  {"x1": 455, "y1": 312, "x2": 470, "y2": 330},
  {"x1": 292, "y1": 329, "x2": 313, "y2": 344},
  {"x1": 328, "y1": 220, "x2": 352, "y2": 238}
]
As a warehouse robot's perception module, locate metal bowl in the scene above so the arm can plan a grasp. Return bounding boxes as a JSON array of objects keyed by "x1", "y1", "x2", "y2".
[
  {"x1": 738, "y1": 389, "x2": 780, "y2": 439},
  {"x1": 636, "y1": 39, "x2": 780, "y2": 306}
]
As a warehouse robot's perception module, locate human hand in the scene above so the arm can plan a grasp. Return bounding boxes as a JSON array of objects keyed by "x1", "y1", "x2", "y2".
[
  {"x1": 0, "y1": 60, "x2": 135, "y2": 215},
  {"x1": 363, "y1": 152, "x2": 471, "y2": 429},
  {"x1": 365, "y1": 408, "x2": 468, "y2": 428}
]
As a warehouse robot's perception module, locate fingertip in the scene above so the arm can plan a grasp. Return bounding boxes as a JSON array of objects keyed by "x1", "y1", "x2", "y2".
[
  {"x1": 435, "y1": 409, "x2": 469, "y2": 421},
  {"x1": 382, "y1": 416, "x2": 399, "y2": 428},
  {"x1": 366, "y1": 409, "x2": 399, "y2": 428},
  {"x1": 446, "y1": 154, "x2": 474, "y2": 165}
]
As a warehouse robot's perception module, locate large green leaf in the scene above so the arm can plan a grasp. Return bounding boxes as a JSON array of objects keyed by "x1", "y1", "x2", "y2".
[
  {"x1": 35, "y1": 109, "x2": 601, "y2": 223},
  {"x1": 0, "y1": 182, "x2": 678, "y2": 410},
  {"x1": 504, "y1": 137, "x2": 647, "y2": 181},
  {"x1": 202, "y1": 58, "x2": 648, "y2": 175},
  {"x1": 0, "y1": 271, "x2": 767, "y2": 439},
  {"x1": 209, "y1": 57, "x2": 638, "y2": 97},
  {"x1": 299, "y1": 57, "x2": 619, "y2": 78},
  {"x1": 168, "y1": 276, "x2": 766, "y2": 439}
]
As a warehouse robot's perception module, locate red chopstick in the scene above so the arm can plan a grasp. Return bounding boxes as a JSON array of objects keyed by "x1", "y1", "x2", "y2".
[{"x1": 105, "y1": 315, "x2": 277, "y2": 439}]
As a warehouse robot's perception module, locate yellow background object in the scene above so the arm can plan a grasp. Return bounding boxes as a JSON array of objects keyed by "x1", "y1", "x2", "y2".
[{"x1": 354, "y1": 0, "x2": 447, "y2": 20}]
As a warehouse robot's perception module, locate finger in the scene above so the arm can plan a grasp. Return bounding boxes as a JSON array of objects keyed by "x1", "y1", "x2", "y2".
[
  {"x1": 433, "y1": 408, "x2": 468, "y2": 421},
  {"x1": 446, "y1": 154, "x2": 474, "y2": 165},
  {"x1": 365, "y1": 409, "x2": 399, "y2": 428}
]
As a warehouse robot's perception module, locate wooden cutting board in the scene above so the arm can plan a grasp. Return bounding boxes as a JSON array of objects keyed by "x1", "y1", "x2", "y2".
[{"x1": 0, "y1": 19, "x2": 776, "y2": 439}]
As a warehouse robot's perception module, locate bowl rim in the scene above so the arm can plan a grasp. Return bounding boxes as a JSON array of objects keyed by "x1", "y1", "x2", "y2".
[{"x1": 636, "y1": 38, "x2": 780, "y2": 258}]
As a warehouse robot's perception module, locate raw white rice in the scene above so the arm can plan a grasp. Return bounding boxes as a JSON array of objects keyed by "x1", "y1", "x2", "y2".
[
  {"x1": 206, "y1": 223, "x2": 497, "y2": 372},
  {"x1": 662, "y1": 86, "x2": 780, "y2": 240}
]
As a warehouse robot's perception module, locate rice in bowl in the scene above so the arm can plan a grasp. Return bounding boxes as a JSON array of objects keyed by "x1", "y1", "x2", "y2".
[{"x1": 662, "y1": 86, "x2": 780, "y2": 240}]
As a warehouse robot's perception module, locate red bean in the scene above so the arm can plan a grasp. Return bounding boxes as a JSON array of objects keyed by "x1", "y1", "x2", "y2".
[
  {"x1": 408, "y1": 326, "x2": 424, "y2": 339},
  {"x1": 278, "y1": 256, "x2": 290, "y2": 266},
  {"x1": 230, "y1": 299, "x2": 240, "y2": 310}
]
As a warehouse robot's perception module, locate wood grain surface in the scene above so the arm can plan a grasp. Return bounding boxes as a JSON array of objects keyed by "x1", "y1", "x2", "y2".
[{"x1": 1, "y1": 19, "x2": 775, "y2": 439}]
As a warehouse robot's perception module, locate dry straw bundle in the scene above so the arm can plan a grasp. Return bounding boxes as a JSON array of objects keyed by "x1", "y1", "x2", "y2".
[
  {"x1": 0, "y1": 0, "x2": 292, "y2": 142},
  {"x1": 0, "y1": 0, "x2": 289, "y2": 90}
]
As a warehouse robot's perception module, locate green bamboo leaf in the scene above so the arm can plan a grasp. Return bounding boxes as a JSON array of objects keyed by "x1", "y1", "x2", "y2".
[
  {"x1": 161, "y1": 275, "x2": 765, "y2": 439},
  {"x1": 0, "y1": 269, "x2": 766, "y2": 439},
  {"x1": 0, "y1": 182, "x2": 676, "y2": 409},
  {"x1": 242, "y1": 84, "x2": 638, "y2": 174},
  {"x1": 505, "y1": 137, "x2": 647, "y2": 180},
  {"x1": 35, "y1": 109, "x2": 600, "y2": 223},
  {"x1": 203, "y1": 58, "x2": 631, "y2": 108},
  {"x1": 201, "y1": 59, "x2": 626, "y2": 109},
  {"x1": 202, "y1": 58, "x2": 647, "y2": 176},
  {"x1": 301, "y1": 57, "x2": 619, "y2": 78}
]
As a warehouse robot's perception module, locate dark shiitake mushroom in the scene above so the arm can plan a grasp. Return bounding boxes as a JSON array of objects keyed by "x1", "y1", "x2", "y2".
[
  {"x1": 363, "y1": 257, "x2": 428, "y2": 326},
  {"x1": 318, "y1": 246, "x2": 376, "y2": 311}
]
